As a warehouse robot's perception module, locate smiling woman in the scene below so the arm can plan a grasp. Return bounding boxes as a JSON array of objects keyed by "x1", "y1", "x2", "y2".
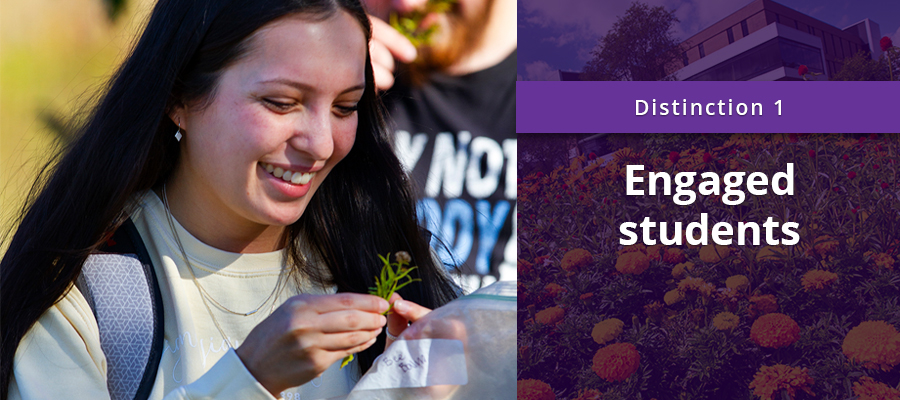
[
  {"x1": 165, "y1": 12, "x2": 367, "y2": 252},
  {"x1": 0, "y1": 0, "x2": 459, "y2": 399}
]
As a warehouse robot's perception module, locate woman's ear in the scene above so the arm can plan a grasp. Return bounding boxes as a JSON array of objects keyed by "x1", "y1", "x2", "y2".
[{"x1": 167, "y1": 106, "x2": 185, "y2": 131}]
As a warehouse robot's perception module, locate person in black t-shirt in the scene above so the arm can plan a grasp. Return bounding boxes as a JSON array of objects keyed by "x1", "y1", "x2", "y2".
[{"x1": 363, "y1": 0, "x2": 516, "y2": 290}]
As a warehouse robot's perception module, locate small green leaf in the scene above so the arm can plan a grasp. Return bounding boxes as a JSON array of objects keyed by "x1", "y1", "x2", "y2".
[{"x1": 341, "y1": 354, "x2": 353, "y2": 369}]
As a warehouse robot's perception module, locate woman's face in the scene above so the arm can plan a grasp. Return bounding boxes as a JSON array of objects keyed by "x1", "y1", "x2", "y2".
[{"x1": 169, "y1": 11, "x2": 367, "y2": 250}]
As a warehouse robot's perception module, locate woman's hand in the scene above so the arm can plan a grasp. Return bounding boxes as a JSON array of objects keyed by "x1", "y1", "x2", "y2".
[
  {"x1": 384, "y1": 293, "x2": 432, "y2": 349},
  {"x1": 235, "y1": 293, "x2": 389, "y2": 396}
]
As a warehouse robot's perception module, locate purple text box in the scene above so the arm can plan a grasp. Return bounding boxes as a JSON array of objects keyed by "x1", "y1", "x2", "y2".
[{"x1": 516, "y1": 82, "x2": 900, "y2": 133}]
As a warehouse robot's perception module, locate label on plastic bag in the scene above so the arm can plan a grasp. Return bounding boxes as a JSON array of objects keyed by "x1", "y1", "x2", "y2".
[{"x1": 353, "y1": 339, "x2": 467, "y2": 390}]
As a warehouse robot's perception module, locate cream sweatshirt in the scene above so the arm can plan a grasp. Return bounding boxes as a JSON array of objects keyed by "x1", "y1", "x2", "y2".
[{"x1": 10, "y1": 192, "x2": 358, "y2": 400}]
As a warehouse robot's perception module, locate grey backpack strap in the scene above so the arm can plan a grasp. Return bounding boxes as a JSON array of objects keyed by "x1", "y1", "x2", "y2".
[{"x1": 76, "y1": 219, "x2": 164, "y2": 400}]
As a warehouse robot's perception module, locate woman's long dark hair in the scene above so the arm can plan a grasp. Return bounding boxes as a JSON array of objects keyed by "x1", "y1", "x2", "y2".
[{"x1": 0, "y1": 0, "x2": 459, "y2": 396}]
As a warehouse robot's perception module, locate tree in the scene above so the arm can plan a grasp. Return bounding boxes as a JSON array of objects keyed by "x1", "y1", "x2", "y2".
[
  {"x1": 582, "y1": 2, "x2": 680, "y2": 81},
  {"x1": 519, "y1": 133, "x2": 583, "y2": 176},
  {"x1": 830, "y1": 50, "x2": 898, "y2": 81}
]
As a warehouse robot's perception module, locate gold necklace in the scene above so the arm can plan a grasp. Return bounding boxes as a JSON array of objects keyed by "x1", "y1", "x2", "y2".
[{"x1": 162, "y1": 185, "x2": 286, "y2": 347}]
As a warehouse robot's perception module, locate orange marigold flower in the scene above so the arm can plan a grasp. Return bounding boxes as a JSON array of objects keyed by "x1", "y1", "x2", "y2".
[
  {"x1": 699, "y1": 244, "x2": 731, "y2": 263},
  {"x1": 544, "y1": 283, "x2": 566, "y2": 298},
  {"x1": 853, "y1": 376, "x2": 900, "y2": 400},
  {"x1": 756, "y1": 245, "x2": 787, "y2": 262},
  {"x1": 561, "y1": 248, "x2": 593, "y2": 272},
  {"x1": 717, "y1": 287, "x2": 741, "y2": 311},
  {"x1": 677, "y1": 277, "x2": 714, "y2": 297},
  {"x1": 646, "y1": 245, "x2": 665, "y2": 261},
  {"x1": 801, "y1": 270, "x2": 838, "y2": 291},
  {"x1": 725, "y1": 275, "x2": 750, "y2": 292},
  {"x1": 677, "y1": 276, "x2": 704, "y2": 292},
  {"x1": 813, "y1": 235, "x2": 839, "y2": 256},
  {"x1": 671, "y1": 262, "x2": 694, "y2": 278},
  {"x1": 518, "y1": 259, "x2": 534, "y2": 276},
  {"x1": 748, "y1": 364, "x2": 814, "y2": 400},
  {"x1": 713, "y1": 312, "x2": 740, "y2": 331},
  {"x1": 615, "y1": 252, "x2": 650, "y2": 275},
  {"x1": 842, "y1": 321, "x2": 900, "y2": 371},
  {"x1": 644, "y1": 301, "x2": 665, "y2": 320},
  {"x1": 517, "y1": 379, "x2": 556, "y2": 400},
  {"x1": 535, "y1": 306, "x2": 565, "y2": 326},
  {"x1": 592, "y1": 343, "x2": 640, "y2": 382},
  {"x1": 865, "y1": 251, "x2": 896, "y2": 270},
  {"x1": 750, "y1": 313, "x2": 800, "y2": 348},
  {"x1": 580, "y1": 292, "x2": 594, "y2": 301},
  {"x1": 663, "y1": 248, "x2": 687, "y2": 264},
  {"x1": 749, "y1": 294, "x2": 779, "y2": 317},
  {"x1": 698, "y1": 282, "x2": 716, "y2": 297},
  {"x1": 572, "y1": 388, "x2": 602, "y2": 400},
  {"x1": 664, "y1": 289, "x2": 684, "y2": 305},
  {"x1": 592, "y1": 318, "x2": 625, "y2": 345}
]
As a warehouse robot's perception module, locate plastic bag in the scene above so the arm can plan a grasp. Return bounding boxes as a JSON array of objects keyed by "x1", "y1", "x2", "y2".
[{"x1": 329, "y1": 281, "x2": 516, "y2": 400}]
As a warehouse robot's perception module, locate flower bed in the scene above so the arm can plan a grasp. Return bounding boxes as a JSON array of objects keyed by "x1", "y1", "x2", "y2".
[{"x1": 518, "y1": 134, "x2": 900, "y2": 400}]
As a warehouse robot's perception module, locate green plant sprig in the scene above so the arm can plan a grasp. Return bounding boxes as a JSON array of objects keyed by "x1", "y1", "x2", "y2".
[
  {"x1": 341, "y1": 252, "x2": 421, "y2": 369},
  {"x1": 389, "y1": 0, "x2": 456, "y2": 48}
]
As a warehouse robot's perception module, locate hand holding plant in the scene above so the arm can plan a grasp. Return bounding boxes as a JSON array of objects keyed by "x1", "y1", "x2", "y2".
[{"x1": 341, "y1": 251, "x2": 420, "y2": 368}]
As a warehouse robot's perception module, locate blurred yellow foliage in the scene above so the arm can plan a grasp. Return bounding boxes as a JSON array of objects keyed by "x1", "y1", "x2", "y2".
[{"x1": 1, "y1": 0, "x2": 153, "y2": 254}]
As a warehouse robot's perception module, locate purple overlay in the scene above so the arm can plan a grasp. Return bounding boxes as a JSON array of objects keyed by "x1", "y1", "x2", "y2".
[{"x1": 516, "y1": 82, "x2": 900, "y2": 133}]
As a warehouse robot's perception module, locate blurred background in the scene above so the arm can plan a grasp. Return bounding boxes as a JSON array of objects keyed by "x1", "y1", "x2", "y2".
[{"x1": 0, "y1": 0, "x2": 153, "y2": 253}]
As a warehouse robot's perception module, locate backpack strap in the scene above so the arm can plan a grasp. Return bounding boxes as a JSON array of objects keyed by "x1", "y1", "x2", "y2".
[{"x1": 76, "y1": 219, "x2": 164, "y2": 400}]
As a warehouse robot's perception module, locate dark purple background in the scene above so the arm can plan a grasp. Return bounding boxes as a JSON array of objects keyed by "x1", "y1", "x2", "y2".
[{"x1": 516, "y1": 81, "x2": 900, "y2": 133}]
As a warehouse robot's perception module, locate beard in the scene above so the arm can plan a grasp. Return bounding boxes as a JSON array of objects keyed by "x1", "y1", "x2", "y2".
[{"x1": 405, "y1": 0, "x2": 494, "y2": 83}]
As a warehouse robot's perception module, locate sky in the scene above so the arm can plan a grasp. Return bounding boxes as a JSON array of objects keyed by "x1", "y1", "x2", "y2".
[{"x1": 517, "y1": 0, "x2": 900, "y2": 80}]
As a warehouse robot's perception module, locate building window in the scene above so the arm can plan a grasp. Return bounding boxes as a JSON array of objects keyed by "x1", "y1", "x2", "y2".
[
  {"x1": 741, "y1": 20, "x2": 749, "y2": 37},
  {"x1": 794, "y1": 20, "x2": 799, "y2": 30},
  {"x1": 727, "y1": 28, "x2": 734, "y2": 44},
  {"x1": 685, "y1": 37, "x2": 824, "y2": 81},
  {"x1": 775, "y1": 14, "x2": 780, "y2": 24},
  {"x1": 683, "y1": 52, "x2": 689, "y2": 67},
  {"x1": 699, "y1": 43, "x2": 706, "y2": 58},
  {"x1": 779, "y1": 38, "x2": 825, "y2": 73},
  {"x1": 808, "y1": 26, "x2": 814, "y2": 35}
]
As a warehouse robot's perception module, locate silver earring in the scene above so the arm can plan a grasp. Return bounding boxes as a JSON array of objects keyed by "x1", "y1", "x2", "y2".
[{"x1": 175, "y1": 128, "x2": 182, "y2": 142}]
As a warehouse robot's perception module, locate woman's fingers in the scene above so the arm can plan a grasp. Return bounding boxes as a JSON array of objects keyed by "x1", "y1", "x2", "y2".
[
  {"x1": 386, "y1": 293, "x2": 408, "y2": 343},
  {"x1": 333, "y1": 336, "x2": 379, "y2": 359},
  {"x1": 314, "y1": 310, "x2": 387, "y2": 333},
  {"x1": 236, "y1": 293, "x2": 391, "y2": 395},
  {"x1": 385, "y1": 294, "x2": 433, "y2": 348},
  {"x1": 315, "y1": 328, "x2": 384, "y2": 351},
  {"x1": 392, "y1": 299, "x2": 431, "y2": 323},
  {"x1": 288, "y1": 293, "x2": 389, "y2": 314}
]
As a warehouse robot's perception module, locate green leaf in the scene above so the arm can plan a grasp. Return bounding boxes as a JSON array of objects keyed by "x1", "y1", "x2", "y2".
[{"x1": 340, "y1": 354, "x2": 353, "y2": 369}]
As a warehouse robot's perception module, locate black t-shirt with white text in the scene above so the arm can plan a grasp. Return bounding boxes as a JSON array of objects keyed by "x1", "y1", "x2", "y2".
[{"x1": 382, "y1": 51, "x2": 516, "y2": 287}]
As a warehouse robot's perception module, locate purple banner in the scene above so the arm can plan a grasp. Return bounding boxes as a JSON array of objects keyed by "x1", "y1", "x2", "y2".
[{"x1": 516, "y1": 82, "x2": 900, "y2": 133}]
